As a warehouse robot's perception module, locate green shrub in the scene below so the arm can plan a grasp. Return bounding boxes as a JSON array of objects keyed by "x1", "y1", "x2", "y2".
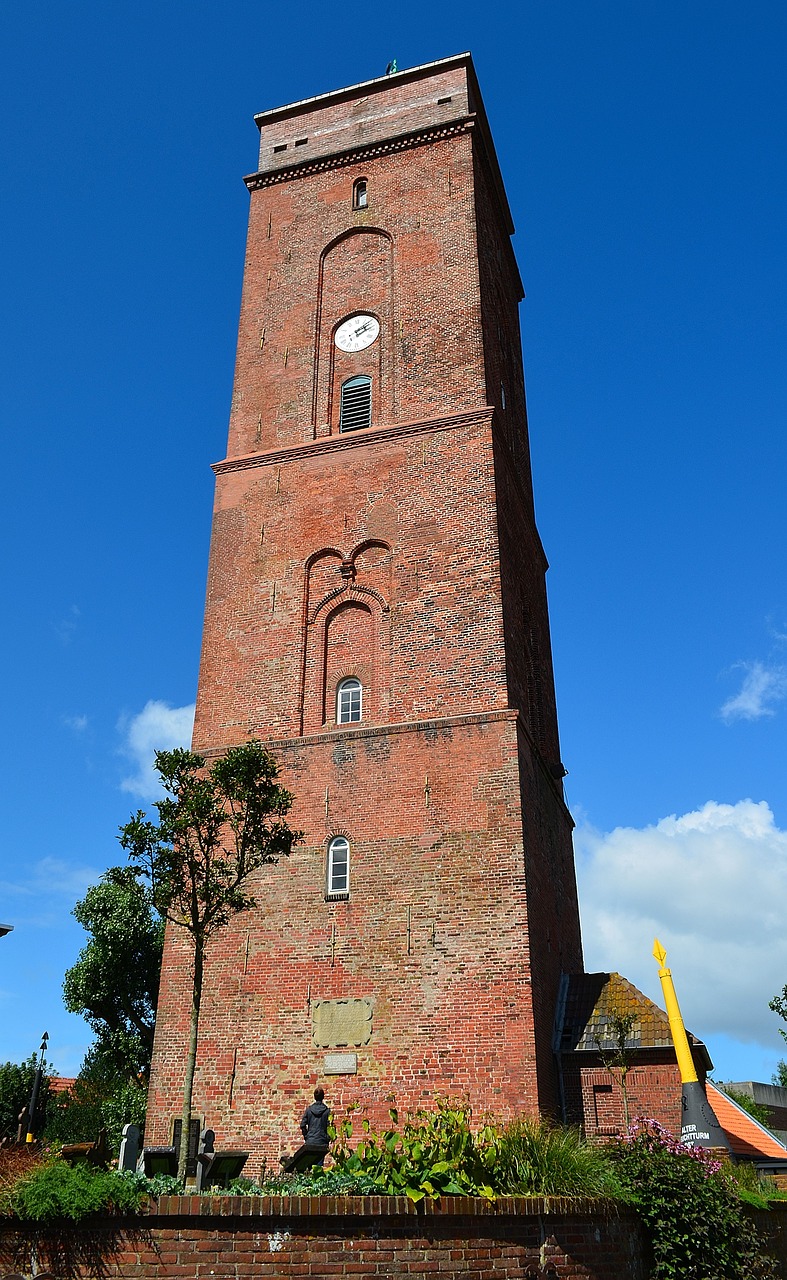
[
  {"x1": 332, "y1": 1098, "x2": 498, "y2": 1202},
  {"x1": 609, "y1": 1118, "x2": 778, "y2": 1279},
  {"x1": 3, "y1": 1158, "x2": 145, "y2": 1222},
  {"x1": 43, "y1": 1069, "x2": 147, "y2": 1155},
  {"x1": 492, "y1": 1117, "x2": 624, "y2": 1198},
  {"x1": 260, "y1": 1166, "x2": 384, "y2": 1196}
]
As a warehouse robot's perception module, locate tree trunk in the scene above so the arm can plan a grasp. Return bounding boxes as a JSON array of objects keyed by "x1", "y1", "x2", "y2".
[{"x1": 178, "y1": 938, "x2": 204, "y2": 1180}]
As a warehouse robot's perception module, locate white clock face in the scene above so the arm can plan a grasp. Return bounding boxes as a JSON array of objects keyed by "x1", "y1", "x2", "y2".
[{"x1": 334, "y1": 314, "x2": 380, "y2": 353}]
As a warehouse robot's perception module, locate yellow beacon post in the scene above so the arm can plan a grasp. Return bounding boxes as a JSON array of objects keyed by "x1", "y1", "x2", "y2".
[{"x1": 653, "y1": 939, "x2": 729, "y2": 1151}]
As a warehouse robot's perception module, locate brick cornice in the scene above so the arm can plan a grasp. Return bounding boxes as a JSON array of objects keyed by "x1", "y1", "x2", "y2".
[
  {"x1": 194, "y1": 707, "x2": 519, "y2": 760},
  {"x1": 212, "y1": 407, "x2": 495, "y2": 475},
  {"x1": 244, "y1": 117, "x2": 474, "y2": 191}
]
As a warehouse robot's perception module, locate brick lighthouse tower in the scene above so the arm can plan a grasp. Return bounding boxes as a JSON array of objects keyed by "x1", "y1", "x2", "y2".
[{"x1": 147, "y1": 53, "x2": 584, "y2": 1169}]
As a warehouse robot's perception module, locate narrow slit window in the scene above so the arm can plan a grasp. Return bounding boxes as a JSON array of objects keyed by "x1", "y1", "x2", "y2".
[
  {"x1": 337, "y1": 677, "x2": 362, "y2": 723},
  {"x1": 327, "y1": 837, "x2": 350, "y2": 897},
  {"x1": 353, "y1": 178, "x2": 368, "y2": 209},
  {"x1": 339, "y1": 376, "x2": 372, "y2": 433}
]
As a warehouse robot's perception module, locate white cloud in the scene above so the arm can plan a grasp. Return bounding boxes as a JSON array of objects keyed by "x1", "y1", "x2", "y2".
[
  {"x1": 0, "y1": 857, "x2": 100, "y2": 917},
  {"x1": 119, "y1": 699, "x2": 195, "y2": 800},
  {"x1": 63, "y1": 714, "x2": 88, "y2": 733},
  {"x1": 576, "y1": 799, "x2": 787, "y2": 1051},
  {"x1": 54, "y1": 604, "x2": 81, "y2": 645},
  {"x1": 720, "y1": 660, "x2": 787, "y2": 722}
]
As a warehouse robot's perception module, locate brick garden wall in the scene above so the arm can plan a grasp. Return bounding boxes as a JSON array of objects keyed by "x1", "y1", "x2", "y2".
[
  {"x1": 0, "y1": 1197, "x2": 648, "y2": 1280},
  {"x1": 5, "y1": 1197, "x2": 787, "y2": 1279}
]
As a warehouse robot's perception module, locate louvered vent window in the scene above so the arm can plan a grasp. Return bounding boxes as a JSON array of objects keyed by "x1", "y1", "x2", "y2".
[{"x1": 339, "y1": 376, "x2": 372, "y2": 433}]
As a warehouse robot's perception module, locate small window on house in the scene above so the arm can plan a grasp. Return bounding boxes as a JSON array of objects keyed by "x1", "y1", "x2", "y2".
[
  {"x1": 339, "y1": 376, "x2": 372, "y2": 433},
  {"x1": 327, "y1": 836, "x2": 350, "y2": 897},
  {"x1": 353, "y1": 178, "x2": 368, "y2": 209},
  {"x1": 273, "y1": 143, "x2": 287, "y2": 153},
  {"x1": 337, "y1": 677, "x2": 362, "y2": 723},
  {"x1": 295, "y1": 137, "x2": 308, "y2": 147}
]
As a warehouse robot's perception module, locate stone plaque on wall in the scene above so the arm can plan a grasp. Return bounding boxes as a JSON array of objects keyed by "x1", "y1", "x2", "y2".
[
  {"x1": 324, "y1": 1053, "x2": 358, "y2": 1075},
  {"x1": 312, "y1": 997, "x2": 373, "y2": 1047}
]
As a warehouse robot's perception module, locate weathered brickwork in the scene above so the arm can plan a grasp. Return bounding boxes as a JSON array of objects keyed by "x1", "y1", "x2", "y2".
[
  {"x1": 563, "y1": 1055, "x2": 687, "y2": 1138},
  {"x1": 148, "y1": 53, "x2": 585, "y2": 1165},
  {"x1": 0, "y1": 1198, "x2": 649, "y2": 1280}
]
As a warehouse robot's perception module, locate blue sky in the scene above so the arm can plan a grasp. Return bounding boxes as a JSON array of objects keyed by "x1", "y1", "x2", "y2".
[{"x1": 1, "y1": 2, "x2": 786, "y2": 1090}]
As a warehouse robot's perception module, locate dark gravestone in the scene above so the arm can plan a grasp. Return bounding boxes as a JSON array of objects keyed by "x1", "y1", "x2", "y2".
[
  {"x1": 118, "y1": 1123, "x2": 141, "y2": 1172},
  {"x1": 195, "y1": 1127, "x2": 249, "y2": 1190},
  {"x1": 171, "y1": 1117, "x2": 202, "y2": 1177},
  {"x1": 196, "y1": 1149, "x2": 249, "y2": 1190},
  {"x1": 141, "y1": 1146, "x2": 178, "y2": 1178}
]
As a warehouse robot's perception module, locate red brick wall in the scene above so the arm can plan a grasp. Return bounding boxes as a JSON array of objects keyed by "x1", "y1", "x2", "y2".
[
  {"x1": 148, "y1": 712, "x2": 554, "y2": 1167},
  {"x1": 0, "y1": 1197, "x2": 648, "y2": 1280},
  {"x1": 562, "y1": 1052, "x2": 693, "y2": 1137},
  {"x1": 149, "y1": 56, "x2": 584, "y2": 1161},
  {"x1": 6, "y1": 1199, "x2": 787, "y2": 1280},
  {"x1": 231, "y1": 127, "x2": 486, "y2": 457}
]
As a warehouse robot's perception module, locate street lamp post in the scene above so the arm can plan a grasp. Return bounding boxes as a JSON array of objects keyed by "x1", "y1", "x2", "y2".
[{"x1": 24, "y1": 1032, "x2": 49, "y2": 1144}]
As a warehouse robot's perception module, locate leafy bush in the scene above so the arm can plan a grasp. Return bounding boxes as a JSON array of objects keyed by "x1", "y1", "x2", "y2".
[
  {"x1": 43, "y1": 1054, "x2": 147, "y2": 1154},
  {"x1": 332, "y1": 1099, "x2": 497, "y2": 1202},
  {"x1": 492, "y1": 1117, "x2": 624, "y2": 1198},
  {"x1": 260, "y1": 1166, "x2": 383, "y2": 1196},
  {"x1": 332, "y1": 1100, "x2": 628, "y2": 1204},
  {"x1": 2, "y1": 1158, "x2": 145, "y2": 1222},
  {"x1": 609, "y1": 1118, "x2": 778, "y2": 1280}
]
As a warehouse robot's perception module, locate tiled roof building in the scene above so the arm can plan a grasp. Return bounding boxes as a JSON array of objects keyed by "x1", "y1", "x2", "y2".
[{"x1": 555, "y1": 972, "x2": 711, "y2": 1138}]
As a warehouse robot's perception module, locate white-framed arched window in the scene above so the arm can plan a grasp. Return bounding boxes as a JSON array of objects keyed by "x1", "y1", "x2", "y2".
[
  {"x1": 327, "y1": 836, "x2": 350, "y2": 898},
  {"x1": 339, "y1": 375, "x2": 372, "y2": 433},
  {"x1": 353, "y1": 178, "x2": 368, "y2": 209},
  {"x1": 337, "y1": 677, "x2": 362, "y2": 724}
]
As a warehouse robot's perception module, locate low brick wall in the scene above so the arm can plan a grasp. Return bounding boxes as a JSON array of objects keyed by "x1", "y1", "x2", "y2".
[{"x1": 0, "y1": 1195, "x2": 646, "y2": 1279}]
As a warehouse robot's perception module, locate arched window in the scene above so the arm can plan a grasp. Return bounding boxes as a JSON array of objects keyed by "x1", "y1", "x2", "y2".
[
  {"x1": 353, "y1": 178, "x2": 368, "y2": 209},
  {"x1": 327, "y1": 836, "x2": 350, "y2": 897},
  {"x1": 337, "y1": 677, "x2": 362, "y2": 724},
  {"x1": 339, "y1": 376, "x2": 372, "y2": 433}
]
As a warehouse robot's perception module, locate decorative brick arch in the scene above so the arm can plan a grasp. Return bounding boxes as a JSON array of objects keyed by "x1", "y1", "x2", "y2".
[
  {"x1": 311, "y1": 227, "x2": 395, "y2": 435},
  {"x1": 300, "y1": 553, "x2": 391, "y2": 732}
]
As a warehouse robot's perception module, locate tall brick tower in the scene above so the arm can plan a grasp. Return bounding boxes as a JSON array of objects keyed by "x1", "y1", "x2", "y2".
[{"x1": 148, "y1": 53, "x2": 584, "y2": 1168}]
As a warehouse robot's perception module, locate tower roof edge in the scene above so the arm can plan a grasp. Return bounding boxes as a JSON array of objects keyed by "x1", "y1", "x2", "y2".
[{"x1": 253, "y1": 52, "x2": 474, "y2": 127}]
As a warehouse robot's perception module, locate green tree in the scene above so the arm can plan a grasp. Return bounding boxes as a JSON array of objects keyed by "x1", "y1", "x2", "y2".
[
  {"x1": 772, "y1": 1061, "x2": 787, "y2": 1089},
  {"x1": 43, "y1": 1047, "x2": 147, "y2": 1153},
  {"x1": 716, "y1": 1083, "x2": 772, "y2": 1128},
  {"x1": 63, "y1": 867, "x2": 164, "y2": 1085},
  {"x1": 595, "y1": 1010, "x2": 637, "y2": 1130},
  {"x1": 0, "y1": 1057, "x2": 52, "y2": 1141},
  {"x1": 120, "y1": 741, "x2": 300, "y2": 1177}
]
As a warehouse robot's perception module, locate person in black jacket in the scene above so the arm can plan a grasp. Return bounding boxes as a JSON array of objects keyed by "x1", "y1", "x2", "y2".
[{"x1": 279, "y1": 1087, "x2": 331, "y2": 1172}]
